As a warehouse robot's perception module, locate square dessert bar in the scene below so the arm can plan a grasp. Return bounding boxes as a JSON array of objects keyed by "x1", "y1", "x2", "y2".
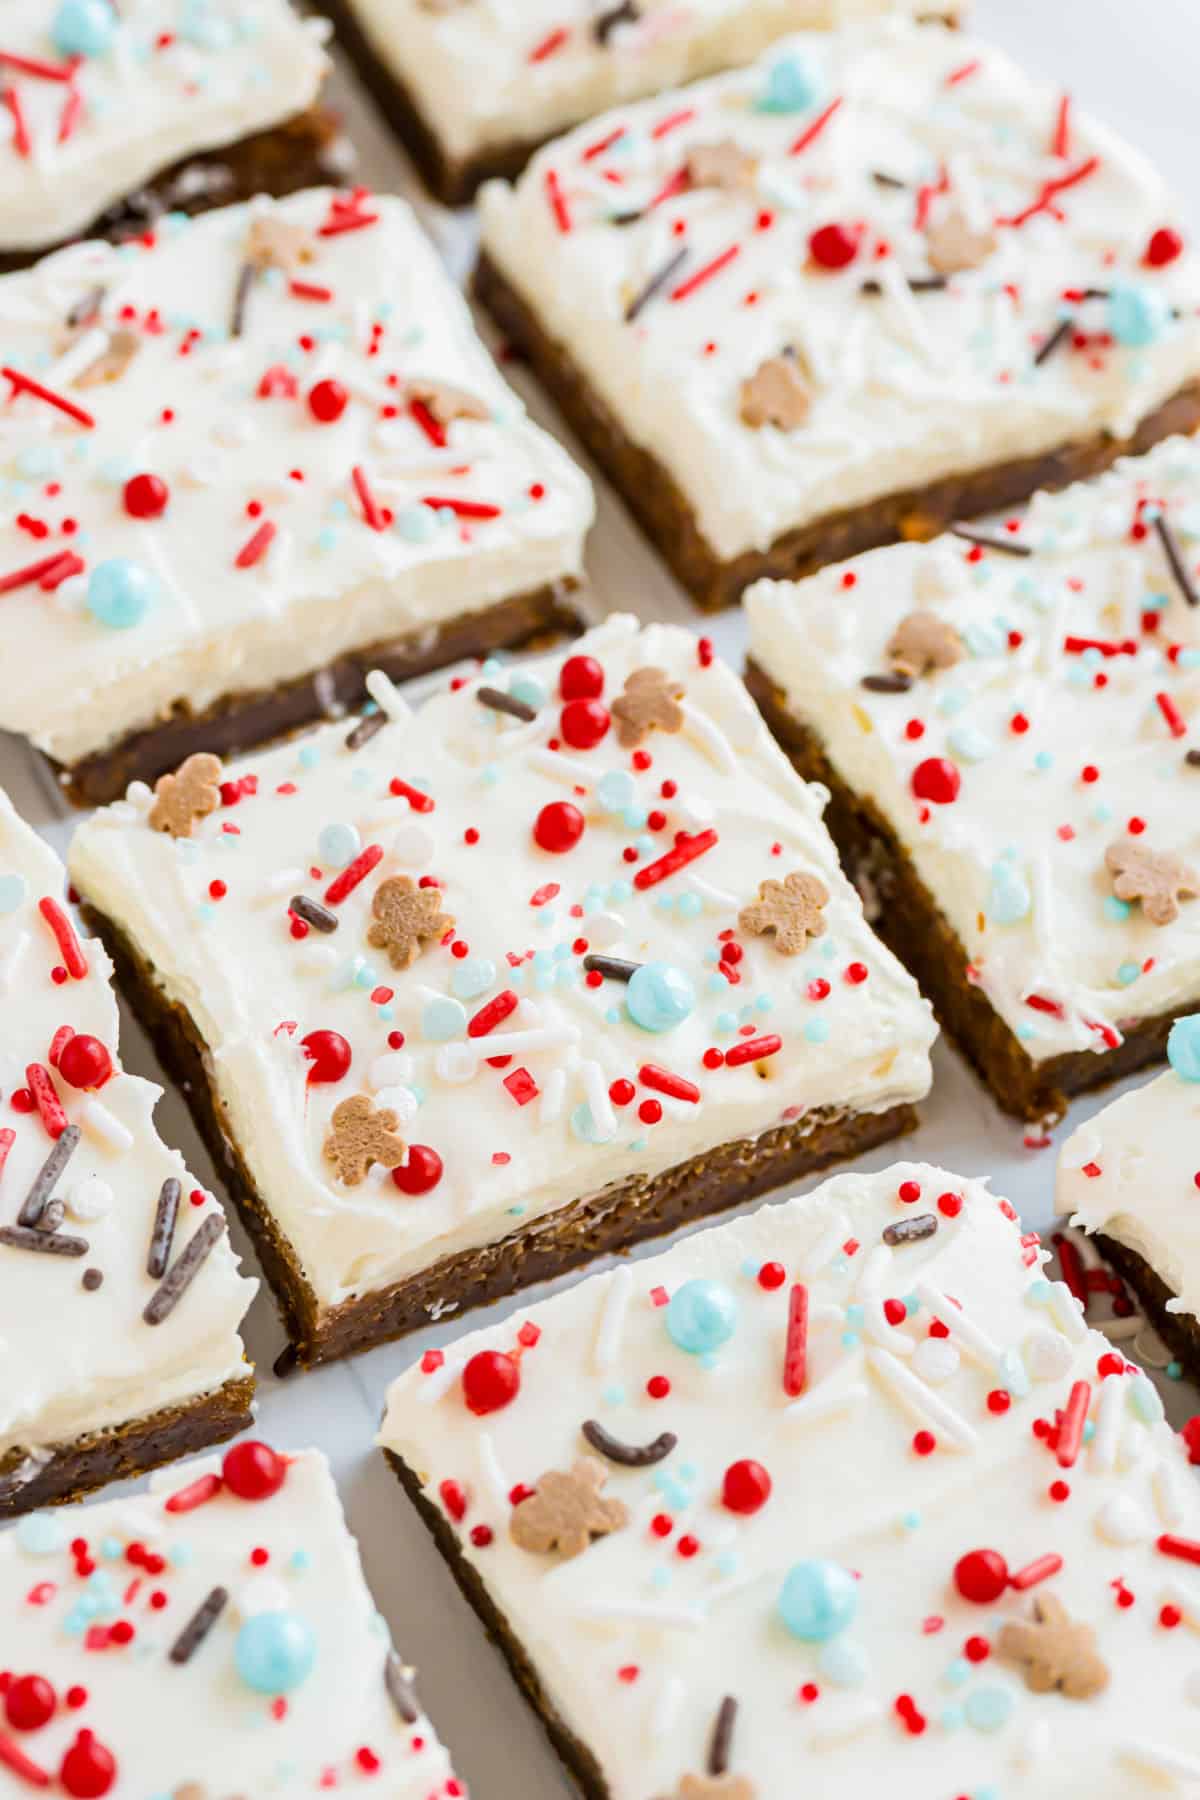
[
  {"x1": 380, "y1": 1158, "x2": 1200, "y2": 1800},
  {"x1": 69, "y1": 615, "x2": 935, "y2": 1367},
  {"x1": 1059, "y1": 1014, "x2": 1200, "y2": 1385},
  {"x1": 0, "y1": 1445, "x2": 460, "y2": 1796},
  {"x1": 477, "y1": 19, "x2": 1200, "y2": 611},
  {"x1": 326, "y1": 0, "x2": 953, "y2": 208},
  {"x1": 0, "y1": 788, "x2": 255, "y2": 1518},
  {"x1": 746, "y1": 436, "x2": 1200, "y2": 1125},
  {"x1": 0, "y1": 188, "x2": 594, "y2": 806},
  {"x1": 0, "y1": 2, "x2": 337, "y2": 271}
]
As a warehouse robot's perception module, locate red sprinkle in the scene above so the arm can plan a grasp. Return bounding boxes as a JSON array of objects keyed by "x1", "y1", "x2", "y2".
[
  {"x1": 789, "y1": 95, "x2": 843, "y2": 156},
  {"x1": 2, "y1": 366, "x2": 94, "y2": 429},
  {"x1": 164, "y1": 1473, "x2": 223, "y2": 1515},
  {"x1": 324, "y1": 843, "x2": 384, "y2": 905},
  {"x1": 724, "y1": 1034, "x2": 782, "y2": 1067},
  {"x1": 782, "y1": 1283, "x2": 808, "y2": 1397},
  {"x1": 633, "y1": 829, "x2": 718, "y2": 891},
  {"x1": 638, "y1": 1064, "x2": 700, "y2": 1103},
  {"x1": 38, "y1": 897, "x2": 87, "y2": 979},
  {"x1": 234, "y1": 521, "x2": 276, "y2": 569},
  {"x1": 1056, "y1": 1379, "x2": 1091, "y2": 1469},
  {"x1": 670, "y1": 245, "x2": 740, "y2": 301}
]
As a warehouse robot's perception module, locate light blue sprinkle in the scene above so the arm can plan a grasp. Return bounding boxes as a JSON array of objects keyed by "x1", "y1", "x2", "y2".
[
  {"x1": 317, "y1": 821, "x2": 361, "y2": 867},
  {"x1": 0, "y1": 873, "x2": 28, "y2": 915},
  {"x1": 940, "y1": 1704, "x2": 965, "y2": 1731},
  {"x1": 1116, "y1": 961, "x2": 1140, "y2": 987},
  {"x1": 1033, "y1": 750, "x2": 1055, "y2": 772},
  {"x1": 1168, "y1": 1014, "x2": 1200, "y2": 1082},
  {"x1": 949, "y1": 723, "x2": 996, "y2": 762},
  {"x1": 298, "y1": 744, "x2": 320, "y2": 770},
  {"x1": 1103, "y1": 895, "x2": 1131, "y2": 922},
  {"x1": 608, "y1": 880, "x2": 633, "y2": 903},
  {"x1": 677, "y1": 893, "x2": 702, "y2": 919},
  {"x1": 1108, "y1": 283, "x2": 1170, "y2": 347},
  {"x1": 844, "y1": 1303, "x2": 864, "y2": 1325},
  {"x1": 840, "y1": 1330, "x2": 860, "y2": 1350},
  {"x1": 451, "y1": 957, "x2": 497, "y2": 1000},
  {"x1": 598, "y1": 770, "x2": 635, "y2": 812},
  {"x1": 901, "y1": 1509, "x2": 921, "y2": 1531},
  {"x1": 804, "y1": 1018, "x2": 831, "y2": 1044},
  {"x1": 601, "y1": 1384, "x2": 625, "y2": 1407},
  {"x1": 1167, "y1": 1361, "x2": 1183, "y2": 1380},
  {"x1": 755, "y1": 51, "x2": 820, "y2": 114},
  {"x1": 571, "y1": 1101, "x2": 616, "y2": 1145},
  {"x1": 965, "y1": 1686, "x2": 1015, "y2": 1732},
  {"x1": 944, "y1": 1658, "x2": 971, "y2": 1689},
  {"x1": 421, "y1": 996, "x2": 466, "y2": 1041},
  {"x1": 290, "y1": 1549, "x2": 311, "y2": 1572},
  {"x1": 818, "y1": 1637, "x2": 868, "y2": 1687},
  {"x1": 1129, "y1": 1372, "x2": 1164, "y2": 1423},
  {"x1": 16, "y1": 1512, "x2": 68, "y2": 1555},
  {"x1": 1025, "y1": 1279, "x2": 1052, "y2": 1305}
]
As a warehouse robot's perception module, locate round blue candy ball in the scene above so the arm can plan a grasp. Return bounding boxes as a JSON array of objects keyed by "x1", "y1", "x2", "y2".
[
  {"x1": 86, "y1": 559, "x2": 154, "y2": 629},
  {"x1": 666, "y1": 1278, "x2": 738, "y2": 1355},
  {"x1": 1107, "y1": 283, "x2": 1170, "y2": 348},
  {"x1": 778, "y1": 1559, "x2": 858, "y2": 1642},
  {"x1": 52, "y1": 0, "x2": 116, "y2": 57},
  {"x1": 1168, "y1": 1014, "x2": 1200, "y2": 1083},
  {"x1": 234, "y1": 1611, "x2": 316, "y2": 1693},
  {"x1": 626, "y1": 961, "x2": 695, "y2": 1033}
]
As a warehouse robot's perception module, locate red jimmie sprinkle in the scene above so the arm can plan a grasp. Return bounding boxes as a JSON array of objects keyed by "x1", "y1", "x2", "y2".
[
  {"x1": 468, "y1": 990, "x2": 519, "y2": 1039},
  {"x1": 0, "y1": 1733, "x2": 51, "y2": 1787},
  {"x1": 999, "y1": 156, "x2": 1100, "y2": 229},
  {"x1": 420, "y1": 495, "x2": 502, "y2": 520},
  {"x1": 352, "y1": 464, "x2": 387, "y2": 531},
  {"x1": 289, "y1": 279, "x2": 333, "y2": 303},
  {"x1": 638, "y1": 1064, "x2": 700, "y2": 1103},
  {"x1": 1051, "y1": 91, "x2": 1073, "y2": 158},
  {"x1": 164, "y1": 1473, "x2": 224, "y2": 1514},
  {"x1": 0, "y1": 48, "x2": 76, "y2": 80},
  {"x1": 545, "y1": 167, "x2": 571, "y2": 234},
  {"x1": 0, "y1": 550, "x2": 86, "y2": 595},
  {"x1": 409, "y1": 398, "x2": 446, "y2": 447},
  {"x1": 789, "y1": 94, "x2": 843, "y2": 156},
  {"x1": 2, "y1": 365, "x2": 94, "y2": 429},
  {"x1": 3, "y1": 85, "x2": 31, "y2": 158},
  {"x1": 1008, "y1": 1552, "x2": 1063, "y2": 1591},
  {"x1": 633, "y1": 829, "x2": 718, "y2": 891},
  {"x1": 783, "y1": 1283, "x2": 809, "y2": 1397},
  {"x1": 38, "y1": 897, "x2": 87, "y2": 978},
  {"x1": 670, "y1": 245, "x2": 740, "y2": 302},
  {"x1": 650, "y1": 106, "x2": 696, "y2": 140},
  {"x1": 529, "y1": 25, "x2": 568, "y2": 61},
  {"x1": 724, "y1": 1034, "x2": 783, "y2": 1068},
  {"x1": 1056, "y1": 1379, "x2": 1091, "y2": 1469},
  {"x1": 25, "y1": 1063, "x2": 68, "y2": 1139},
  {"x1": 1158, "y1": 1534, "x2": 1200, "y2": 1566},
  {"x1": 389, "y1": 778, "x2": 434, "y2": 813},
  {"x1": 0, "y1": 1127, "x2": 14, "y2": 1180},
  {"x1": 57, "y1": 81, "x2": 82, "y2": 146},
  {"x1": 1157, "y1": 691, "x2": 1188, "y2": 738},
  {"x1": 234, "y1": 521, "x2": 276, "y2": 568},
  {"x1": 324, "y1": 843, "x2": 383, "y2": 905}
]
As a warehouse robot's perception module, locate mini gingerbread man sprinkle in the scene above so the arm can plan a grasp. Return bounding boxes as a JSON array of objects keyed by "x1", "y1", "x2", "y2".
[
  {"x1": 886, "y1": 610, "x2": 965, "y2": 679},
  {"x1": 367, "y1": 876, "x2": 455, "y2": 970},
  {"x1": 739, "y1": 870, "x2": 829, "y2": 955},
  {"x1": 323, "y1": 1094, "x2": 408, "y2": 1186},
  {"x1": 149, "y1": 753, "x2": 223, "y2": 839},
  {"x1": 658, "y1": 1777, "x2": 757, "y2": 1800},
  {"x1": 686, "y1": 140, "x2": 759, "y2": 191},
  {"x1": 247, "y1": 214, "x2": 316, "y2": 272},
  {"x1": 509, "y1": 1457, "x2": 628, "y2": 1558},
  {"x1": 925, "y1": 208, "x2": 997, "y2": 276},
  {"x1": 611, "y1": 667, "x2": 685, "y2": 749},
  {"x1": 1105, "y1": 839, "x2": 1200, "y2": 926},
  {"x1": 997, "y1": 1593, "x2": 1110, "y2": 1700},
  {"x1": 739, "y1": 355, "x2": 811, "y2": 431},
  {"x1": 406, "y1": 377, "x2": 490, "y2": 427}
]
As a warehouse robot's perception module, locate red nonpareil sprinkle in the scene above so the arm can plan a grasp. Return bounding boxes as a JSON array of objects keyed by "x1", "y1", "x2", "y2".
[
  {"x1": 468, "y1": 990, "x2": 519, "y2": 1039},
  {"x1": 670, "y1": 245, "x2": 740, "y2": 301},
  {"x1": 1157, "y1": 1533, "x2": 1200, "y2": 1566},
  {"x1": 529, "y1": 25, "x2": 568, "y2": 60},
  {"x1": 783, "y1": 1283, "x2": 808, "y2": 1397},
  {"x1": 25, "y1": 1063, "x2": 67, "y2": 1139},
  {"x1": 633, "y1": 829, "x2": 718, "y2": 890},
  {"x1": 420, "y1": 495, "x2": 502, "y2": 520},
  {"x1": 3, "y1": 83, "x2": 31, "y2": 157},
  {"x1": 324, "y1": 843, "x2": 383, "y2": 905},
  {"x1": 164, "y1": 1473, "x2": 224, "y2": 1514},
  {"x1": 999, "y1": 156, "x2": 1100, "y2": 228},
  {"x1": 352, "y1": 464, "x2": 387, "y2": 531},
  {"x1": 439, "y1": 1479, "x2": 467, "y2": 1523},
  {"x1": 1056, "y1": 1379, "x2": 1091, "y2": 1469},
  {"x1": 0, "y1": 550, "x2": 86, "y2": 595},
  {"x1": 638, "y1": 1064, "x2": 700, "y2": 1103},
  {"x1": 1008, "y1": 1552, "x2": 1063, "y2": 1591},
  {"x1": 1156, "y1": 691, "x2": 1188, "y2": 738},
  {"x1": 1051, "y1": 92, "x2": 1072, "y2": 158},
  {"x1": 0, "y1": 49, "x2": 76, "y2": 81},
  {"x1": 724, "y1": 1034, "x2": 782, "y2": 1067},
  {"x1": 38, "y1": 897, "x2": 87, "y2": 978},
  {"x1": 544, "y1": 167, "x2": 571, "y2": 233},
  {"x1": 234, "y1": 521, "x2": 276, "y2": 568},
  {"x1": 409, "y1": 398, "x2": 446, "y2": 447},
  {"x1": 2, "y1": 366, "x2": 94, "y2": 429},
  {"x1": 789, "y1": 94, "x2": 843, "y2": 156}
]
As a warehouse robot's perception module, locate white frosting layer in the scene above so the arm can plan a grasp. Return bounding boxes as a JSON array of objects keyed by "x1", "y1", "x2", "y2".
[
  {"x1": 69, "y1": 615, "x2": 935, "y2": 1316},
  {"x1": 746, "y1": 436, "x2": 1200, "y2": 1066},
  {"x1": 0, "y1": 1, "x2": 330, "y2": 253},
  {"x1": 381, "y1": 1159, "x2": 1200, "y2": 1800},
  {"x1": 353, "y1": 0, "x2": 949, "y2": 166},
  {"x1": 0, "y1": 188, "x2": 594, "y2": 767},
  {"x1": 1060, "y1": 1063, "x2": 1200, "y2": 1323},
  {"x1": 0, "y1": 786, "x2": 254, "y2": 1469},
  {"x1": 0, "y1": 1447, "x2": 460, "y2": 1796},
  {"x1": 479, "y1": 19, "x2": 1200, "y2": 565}
]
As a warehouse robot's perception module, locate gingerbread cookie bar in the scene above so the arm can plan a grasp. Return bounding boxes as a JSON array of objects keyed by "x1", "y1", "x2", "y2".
[
  {"x1": 1059, "y1": 1014, "x2": 1200, "y2": 1385},
  {"x1": 476, "y1": 19, "x2": 1200, "y2": 611},
  {"x1": 326, "y1": 0, "x2": 955, "y2": 208},
  {"x1": 0, "y1": 2, "x2": 338, "y2": 271},
  {"x1": 0, "y1": 1444, "x2": 460, "y2": 1796},
  {"x1": 68, "y1": 615, "x2": 935, "y2": 1367},
  {"x1": 0, "y1": 788, "x2": 255, "y2": 1518},
  {"x1": 380, "y1": 1158, "x2": 1200, "y2": 1800},
  {"x1": 745, "y1": 436, "x2": 1200, "y2": 1125},
  {"x1": 0, "y1": 188, "x2": 594, "y2": 805}
]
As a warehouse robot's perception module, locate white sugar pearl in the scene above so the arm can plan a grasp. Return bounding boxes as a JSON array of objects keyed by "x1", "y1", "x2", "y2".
[
  {"x1": 391, "y1": 824, "x2": 436, "y2": 865},
  {"x1": 373, "y1": 1085, "x2": 419, "y2": 1125},
  {"x1": 1023, "y1": 1327, "x2": 1074, "y2": 1382},
  {"x1": 66, "y1": 1176, "x2": 113, "y2": 1221},
  {"x1": 583, "y1": 911, "x2": 624, "y2": 947},
  {"x1": 1095, "y1": 1496, "x2": 1150, "y2": 1546},
  {"x1": 369, "y1": 1052, "x2": 413, "y2": 1090},
  {"x1": 912, "y1": 1338, "x2": 960, "y2": 1385}
]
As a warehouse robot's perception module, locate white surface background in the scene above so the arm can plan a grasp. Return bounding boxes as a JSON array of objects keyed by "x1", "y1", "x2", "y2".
[{"x1": 5, "y1": 2, "x2": 1200, "y2": 1791}]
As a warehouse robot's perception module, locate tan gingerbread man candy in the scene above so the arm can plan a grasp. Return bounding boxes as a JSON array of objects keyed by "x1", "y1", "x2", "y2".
[
  {"x1": 367, "y1": 876, "x2": 455, "y2": 970},
  {"x1": 997, "y1": 1593, "x2": 1110, "y2": 1700},
  {"x1": 149, "y1": 753, "x2": 223, "y2": 839},
  {"x1": 406, "y1": 377, "x2": 489, "y2": 428},
  {"x1": 611, "y1": 667, "x2": 685, "y2": 750},
  {"x1": 1105, "y1": 839, "x2": 1200, "y2": 926},
  {"x1": 886, "y1": 610, "x2": 965, "y2": 680},
  {"x1": 685, "y1": 140, "x2": 759, "y2": 191},
  {"x1": 925, "y1": 208, "x2": 997, "y2": 276},
  {"x1": 739, "y1": 354, "x2": 811, "y2": 431},
  {"x1": 739, "y1": 870, "x2": 829, "y2": 956},
  {"x1": 509, "y1": 1457, "x2": 628, "y2": 1559},
  {"x1": 323, "y1": 1095, "x2": 407, "y2": 1186}
]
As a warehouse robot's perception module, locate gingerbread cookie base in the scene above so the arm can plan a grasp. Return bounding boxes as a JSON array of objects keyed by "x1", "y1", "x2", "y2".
[
  {"x1": 476, "y1": 252, "x2": 1200, "y2": 612},
  {"x1": 56, "y1": 579, "x2": 583, "y2": 807},
  {"x1": 0, "y1": 106, "x2": 344, "y2": 275},
  {"x1": 0, "y1": 1374, "x2": 254, "y2": 1519},
  {"x1": 80, "y1": 902, "x2": 918, "y2": 1370},
  {"x1": 745, "y1": 660, "x2": 1185, "y2": 1123},
  {"x1": 1092, "y1": 1233, "x2": 1200, "y2": 1386}
]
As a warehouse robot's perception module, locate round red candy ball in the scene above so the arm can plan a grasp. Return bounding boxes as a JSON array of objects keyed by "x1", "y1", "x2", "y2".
[
  {"x1": 122, "y1": 473, "x2": 169, "y2": 519},
  {"x1": 308, "y1": 378, "x2": 349, "y2": 424},
  {"x1": 1144, "y1": 226, "x2": 1184, "y2": 269},
  {"x1": 534, "y1": 800, "x2": 585, "y2": 854},
  {"x1": 392, "y1": 1145, "x2": 444, "y2": 1196},
  {"x1": 462, "y1": 1349, "x2": 520, "y2": 1415},
  {"x1": 911, "y1": 757, "x2": 961, "y2": 805},
  {"x1": 222, "y1": 1440, "x2": 287, "y2": 1502},
  {"x1": 300, "y1": 1029, "x2": 352, "y2": 1084},
  {"x1": 559, "y1": 654, "x2": 604, "y2": 701},
  {"x1": 60, "y1": 1731, "x2": 116, "y2": 1799},
  {"x1": 559, "y1": 698, "x2": 610, "y2": 751},
  {"x1": 721, "y1": 1458, "x2": 772, "y2": 1515},
  {"x1": 4, "y1": 1673, "x2": 56, "y2": 1732},
  {"x1": 1181, "y1": 1415, "x2": 1200, "y2": 1466},
  {"x1": 57, "y1": 1034, "x2": 113, "y2": 1092},
  {"x1": 953, "y1": 1547, "x2": 1009, "y2": 1605},
  {"x1": 809, "y1": 223, "x2": 860, "y2": 270}
]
